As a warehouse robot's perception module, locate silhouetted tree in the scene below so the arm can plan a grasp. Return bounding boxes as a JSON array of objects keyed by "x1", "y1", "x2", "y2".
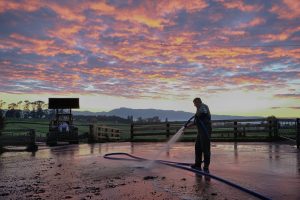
[
  {"x1": 30, "y1": 101, "x2": 37, "y2": 118},
  {"x1": 267, "y1": 115, "x2": 276, "y2": 120},
  {"x1": 17, "y1": 101, "x2": 22, "y2": 109},
  {"x1": 5, "y1": 102, "x2": 21, "y2": 118},
  {"x1": 35, "y1": 100, "x2": 45, "y2": 118},
  {"x1": 151, "y1": 116, "x2": 160, "y2": 123},
  {"x1": 136, "y1": 116, "x2": 161, "y2": 123},
  {"x1": 23, "y1": 100, "x2": 31, "y2": 118},
  {"x1": 127, "y1": 115, "x2": 133, "y2": 122},
  {"x1": 0, "y1": 100, "x2": 6, "y2": 117},
  {"x1": 267, "y1": 115, "x2": 279, "y2": 128},
  {"x1": 136, "y1": 117, "x2": 144, "y2": 123}
]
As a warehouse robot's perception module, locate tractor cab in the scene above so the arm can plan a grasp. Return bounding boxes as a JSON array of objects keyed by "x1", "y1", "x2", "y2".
[{"x1": 46, "y1": 98, "x2": 79, "y2": 146}]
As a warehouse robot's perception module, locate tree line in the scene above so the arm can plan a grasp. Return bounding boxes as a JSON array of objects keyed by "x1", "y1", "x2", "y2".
[
  {"x1": 0, "y1": 99, "x2": 53, "y2": 119},
  {"x1": 0, "y1": 100, "x2": 163, "y2": 124}
]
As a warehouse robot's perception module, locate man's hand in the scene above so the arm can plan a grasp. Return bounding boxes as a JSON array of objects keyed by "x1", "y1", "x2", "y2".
[
  {"x1": 184, "y1": 115, "x2": 195, "y2": 129},
  {"x1": 184, "y1": 121, "x2": 192, "y2": 128},
  {"x1": 184, "y1": 122, "x2": 189, "y2": 128}
]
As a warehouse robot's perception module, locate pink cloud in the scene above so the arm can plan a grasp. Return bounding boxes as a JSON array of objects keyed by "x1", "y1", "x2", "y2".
[
  {"x1": 217, "y1": 0, "x2": 262, "y2": 12},
  {"x1": 3, "y1": 33, "x2": 80, "y2": 56},
  {"x1": 239, "y1": 17, "x2": 266, "y2": 28},
  {"x1": 270, "y1": 0, "x2": 300, "y2": 20},
  {"x1": 0, "y1": 0, "x2": 299, "y2": 100},
  {"x1": 261, "y1": 26, "x2": 300, "y2": 42}
]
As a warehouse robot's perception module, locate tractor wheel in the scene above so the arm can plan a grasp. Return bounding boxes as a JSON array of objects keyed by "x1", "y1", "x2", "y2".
[
  {"x1": 46, "y1": 132, "x2": 57, "y2": 146},
  {"x1": 69, "y1": 140, "x2": 79, "y2": 144}
]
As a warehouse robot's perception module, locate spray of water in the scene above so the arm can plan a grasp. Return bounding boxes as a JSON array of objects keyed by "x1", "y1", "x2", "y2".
[{"x1": 145, "y1": 126, "x2": 186, "y2": 168}]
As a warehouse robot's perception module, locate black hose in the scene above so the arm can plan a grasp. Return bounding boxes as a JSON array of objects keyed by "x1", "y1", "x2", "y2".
[{"x1": 104, "y1": 152, "x2": 271, "y2": 200}]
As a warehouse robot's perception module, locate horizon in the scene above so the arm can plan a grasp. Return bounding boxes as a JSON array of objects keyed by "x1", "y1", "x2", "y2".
[
  {"x1": 0, "y1": 1, "x2": 299, "y2": 118},
  {"x1": 0, "y1": 102, "x2": 294, "y2": 119}
]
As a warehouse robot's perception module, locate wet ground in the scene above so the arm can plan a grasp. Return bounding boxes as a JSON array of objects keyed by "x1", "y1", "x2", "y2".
[{"x1": 0, "y1": 142, "x2": 299, "y2": 200}]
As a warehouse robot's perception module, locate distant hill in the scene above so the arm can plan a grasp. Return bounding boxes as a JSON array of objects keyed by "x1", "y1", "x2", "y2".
[{"x1": 73, "y1": 107, "x2": 262, "y2": 121}]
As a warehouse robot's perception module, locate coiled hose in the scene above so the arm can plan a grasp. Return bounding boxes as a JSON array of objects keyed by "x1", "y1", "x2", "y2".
[{"x1": 104, "y1": 152, "x2": 271, "y2": 200}]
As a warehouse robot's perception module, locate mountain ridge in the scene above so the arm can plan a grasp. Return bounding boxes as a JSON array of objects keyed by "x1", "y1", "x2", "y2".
[{"x1": 73, "y1": 107, "x2": 263, "y2": 121}]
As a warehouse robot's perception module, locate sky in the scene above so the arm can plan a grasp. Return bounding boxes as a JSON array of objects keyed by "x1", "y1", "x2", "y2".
[{"x1": 0, "y1": 0, "x2": 299, "y2": 117}]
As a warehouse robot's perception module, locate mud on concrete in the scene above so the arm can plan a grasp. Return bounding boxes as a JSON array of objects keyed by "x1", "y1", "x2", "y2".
[{"x1": 0, "y1": 142, "x2": 299, "y2": 199}]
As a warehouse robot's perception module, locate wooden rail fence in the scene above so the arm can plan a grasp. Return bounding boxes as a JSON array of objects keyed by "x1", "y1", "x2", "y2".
[
  {"x1": 2, "y1": 118, "x2": 299, "y2": 149},
  {"x1": 89, "y1": 124, "x2": 122, "y2": 142},
  {"x1": 130, "y1": 118, "x2": 300, "y2": 147}
]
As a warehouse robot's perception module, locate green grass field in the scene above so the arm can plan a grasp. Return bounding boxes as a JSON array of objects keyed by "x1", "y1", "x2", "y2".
[
  {"x1": 2, "y1": 119, "x2": 134, "y2": 139},
  {"x1": 3, "y1": 119, "x2": 91, "y2": 137}
]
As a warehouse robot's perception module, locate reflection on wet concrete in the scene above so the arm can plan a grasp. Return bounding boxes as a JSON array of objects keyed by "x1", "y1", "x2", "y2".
[{"x1": 0, "y1": 142, "x2": 299, "y2": 199}]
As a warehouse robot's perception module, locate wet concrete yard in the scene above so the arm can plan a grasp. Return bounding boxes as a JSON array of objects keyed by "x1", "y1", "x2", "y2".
[{"x1": 0, "y1": 142, "x2": 299, "y2": 200}]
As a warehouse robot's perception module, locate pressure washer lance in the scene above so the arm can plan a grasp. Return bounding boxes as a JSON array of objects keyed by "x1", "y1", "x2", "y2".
[{"x1": 183, "y1": 115, "x2": 195, "y2": 128}]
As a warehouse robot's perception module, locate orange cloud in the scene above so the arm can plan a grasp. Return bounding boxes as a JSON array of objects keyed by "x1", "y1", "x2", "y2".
[
  {"x1": 48, "y1": 24, "x2": 83, "y2": 46},
  {"x1": 261, "y1": 26, "x2": 300, "y2": 42},
  {"x1": 239, "y1": 17, "x2": 266, "y2": 28},
  {"x1": 87, "y1": 1, "x2": 208, "y2": 29},
  {"x1": 0, "y1": 1, "x2": 86, "y2": 22},
  {"x1": 156, "y1": 0, "x2": 208, "y2": 14},
  {"x1": 230, "y1": 76, "x2": 266, "y2": 84},
  {"x1": 85, "y1": 1, "x2": 167, "y2": 28},
  {"x1": 0, "y1": 1, "x2": 40, "y2": 13},
  {"x1": 46, "y1": 2, "x2": 85, "y2": 22},
  {"x1": 217, "y1": 0, "x2": 262, "y2": 12},
  {"x1": 270, "y1": 0, "x2": 300, "y2": 20},
  {"x1": 84, "y1": 1, "x2": 116, "y2": 13},
  {"x1": 114, "y1": 8, "x2": 167, "y2": 29},
  {"x1": 7, "y1": 33, "x2": 79, "y2": 56}
]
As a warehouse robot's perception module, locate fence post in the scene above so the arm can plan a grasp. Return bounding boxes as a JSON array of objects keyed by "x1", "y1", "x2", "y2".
[
  {"x1": 88, "y1": 124, "x2": 95, "y2": 143},
  {"x1": 268, "y1": 119, "x2": 273, "y2": 138},
  {"x1": 166, "y1": 122, "x2": 170, "y2": 139},
  {"x1": 273, "y1": 118, "x2": 278, "y2": 138},
  {"x1": 130, "y1": 123, "x2": 134, "y2": 141},
  {"x1": 26, "y1": 129, "x2": 38, "y2": 152},
  {"x1": 234, "y1": 121, "x2": 237, "y2": 140},
  {"x1": 0, "y1": 133, "x2": 3, "y2": 153},
  {"x1": 297, "y1": 118, "x2": 300, "y2": 149}
]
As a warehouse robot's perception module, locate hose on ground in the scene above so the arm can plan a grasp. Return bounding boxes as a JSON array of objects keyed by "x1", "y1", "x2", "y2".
[{"x1": 104, "y1": 152, "x2": 271, "y2": 200}]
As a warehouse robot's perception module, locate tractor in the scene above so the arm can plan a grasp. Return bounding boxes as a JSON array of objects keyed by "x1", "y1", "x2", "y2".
[{"x1": 46, "y1": 98, "x2": 79, "y2": 146}]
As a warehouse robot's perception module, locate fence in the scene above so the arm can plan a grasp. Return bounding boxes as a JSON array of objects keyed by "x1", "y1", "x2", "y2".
[
  {"x1": 297, "y1": 118, "x2": 300, "y2": 148},
  {"x1": 130, "y1": 118, "x2": 300, "y2": 146},
  {"x1": 4, "y1": 121, "x2": 49, "y2": 140},
  {"x1": 3, "y1": 120, "x2": 90, "y2": 140},
  {"x1": 2, "y1": 118, "x2": 299, "y2": 148},
  {"x1": 89, "y1": 124, "x2": 122, "y2": 142},
  {"x1": 0, "y1": 128, "x2": 38, "y2": 152}
]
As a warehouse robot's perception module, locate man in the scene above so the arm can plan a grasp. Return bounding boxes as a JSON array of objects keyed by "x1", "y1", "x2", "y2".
[
  {"x1": 59, "y1": 121, "x2": 69, "y2": 133},
  {"x1": 185, "y1": 97, "x2": 212, "y2": 173}
]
